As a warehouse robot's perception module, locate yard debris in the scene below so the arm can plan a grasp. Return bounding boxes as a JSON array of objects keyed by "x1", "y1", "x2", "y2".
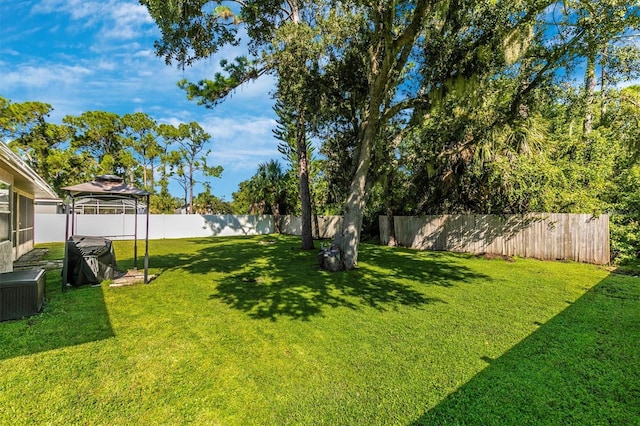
[
  {"x1": 240, "y1": 275, "x2": 263, "y2": 284},
  {"x1": 476, "y1": 253, "x2": 515, "y2": 262},
  {"x1": 318, "y1": 232, "x2": 345, "y2": 272}
]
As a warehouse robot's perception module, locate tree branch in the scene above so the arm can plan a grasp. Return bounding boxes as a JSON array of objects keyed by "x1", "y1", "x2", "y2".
[{"x1": 509, "y1": 28, "x2": 587, "y2": 117}]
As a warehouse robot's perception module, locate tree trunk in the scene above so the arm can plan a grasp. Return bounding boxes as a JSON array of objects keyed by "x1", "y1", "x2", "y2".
[
  {"x1": 340, "y1": 190, "x2": 366, "y2": 270},
  {"x1": 339, "y1": 125, "x2": 375, "y2": 270},
  {"x1": 184, "y1": 187, "x2": 188, "y2": 214},
  {"x1": 296, "y1": 113, "x2": 314, "y2": 249},
  {"x1": 272, "y1": 202, "x2": 280, "y2": 233},
  {"x1": 386, "y1": 207, "x2": 397, "y2": 246},
  {"x1": 336, "y1": 16, "x2": 395, "y2": 269},
  {"x1": 336, "y1": 0, "x2": 428, "y2": 269},
  {"x1": 313, "y1": 212, "x2": 320, "y2": 239},
  {"x1": 148, "y1": 159, "x2": 153, "y2": 189},
  {"x1": 600, "y1": 44, "x2": 608, "y2": 120},
  {"x1": 189, "y1": 177, "x2": 194, "y2": 214},
  {"x1": 142, "y1": 158, "x2": 148, "y2": 188},
  {"x1": 583, "y1": 52, "x2": 596, "y2": 136},
  {"x1": 383, "y1": 167, "x2": 397, "y2": 246}
]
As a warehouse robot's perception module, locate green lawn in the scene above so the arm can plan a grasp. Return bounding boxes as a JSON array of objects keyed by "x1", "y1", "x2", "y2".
[{"x1": 0, "y1": 235, "x2": 638, "y2": 425}]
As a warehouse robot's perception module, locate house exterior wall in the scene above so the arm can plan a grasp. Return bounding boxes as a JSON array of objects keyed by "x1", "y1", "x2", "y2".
[
  {"x1": 35, "y1": 200, "x2": 63, "y2": 214},
  {"x1": 0, "y1": 240, "x2": 12, "y2": 273},
  {"x1": 0, "y1": 169, "x2": 13, "y2": 272},
  {"x1": 0, "y1": 141, "x2": 58, "y2": 271}
]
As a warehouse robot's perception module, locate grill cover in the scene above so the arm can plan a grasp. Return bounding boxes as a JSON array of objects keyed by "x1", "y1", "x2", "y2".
[{"x1": 66, "y1": 236, "x2": 119, "y2": 286}]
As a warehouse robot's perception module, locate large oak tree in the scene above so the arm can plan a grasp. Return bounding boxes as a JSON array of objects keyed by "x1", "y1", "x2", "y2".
[{"x1": 142, "y1": 0, "x2": 639, "y2": 269}]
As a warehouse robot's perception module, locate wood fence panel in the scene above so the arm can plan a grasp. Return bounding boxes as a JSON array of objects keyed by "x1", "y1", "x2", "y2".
[
  {"x1": 316, "y1": 216, "x2": 343, "y2": 239},
  {"x1": 380, "y1": 213, "x2": 610, "y2": 265}
]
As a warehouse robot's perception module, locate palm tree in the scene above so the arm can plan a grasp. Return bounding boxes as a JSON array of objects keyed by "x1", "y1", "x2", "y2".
[{"x1": 250, "y1": 160, "x2": 287, "y2": 232}]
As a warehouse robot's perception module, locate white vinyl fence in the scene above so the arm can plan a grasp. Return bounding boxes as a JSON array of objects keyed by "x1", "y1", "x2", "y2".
[
  {"x1": 35, "y1": 213, "x2": 345, "y2": 243},
  {"x1": 35, "y1": 214, "x2": 274, "y2": 243}
]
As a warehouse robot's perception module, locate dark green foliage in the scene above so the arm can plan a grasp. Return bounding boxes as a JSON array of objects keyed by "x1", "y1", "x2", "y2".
[
  {"x1": 158, "y1": 121, "x2": 223, "y2": 214},
  {"x1": 139, "y1": 0, "x2": 240, "y2": 67},
  {"x1": 0, "y1": 96, "x2": 225, "y2": 203},
  {"x1": 63, "y1": 111, "x2": 132, "y2": 178},
  {"x1": 178, "y1": 57, "x2": 264, "y2": 108},
  {"x1": 608, "y1": 166, "x2": 640, "y2": 268},
  {"x1": 373, "y1": 81, "x2": 640, "y2": 265},
  {"x1": 237, "y1": 159, "x2": 289, "y2": 216},
  {"x1": 192, "y1": 184, "x2": 233, "y2": 214}
]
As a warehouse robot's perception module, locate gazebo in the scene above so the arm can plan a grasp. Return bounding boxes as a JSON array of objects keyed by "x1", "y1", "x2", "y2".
[{"x1": 60, "y1": 175, "x2": 151, "y2": 290}]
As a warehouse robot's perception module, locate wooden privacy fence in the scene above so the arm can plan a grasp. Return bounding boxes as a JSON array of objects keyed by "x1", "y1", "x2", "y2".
[{"x1": 379, "y1": 214, "x2": 610, "y2": 265}]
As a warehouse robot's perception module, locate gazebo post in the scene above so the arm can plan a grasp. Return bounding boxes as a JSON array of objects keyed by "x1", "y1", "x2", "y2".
[
  {"x1": 62, "y1": 193, "x2": 71, "y2": 291},
  {"x1": 134, "y1": 198, "x2": 138, "y2": 270},
  {"x1": 71, "y1": 197, "x2": 76, "y2": 235},
  {"x1": 144, "y1": 194, "x2": 150, "y2": 284}
]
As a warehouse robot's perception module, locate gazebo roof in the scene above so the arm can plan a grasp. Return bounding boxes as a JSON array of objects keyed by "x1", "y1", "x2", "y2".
[{"x1": 61, "y1": 175, "x2": 150, "y2": 198}]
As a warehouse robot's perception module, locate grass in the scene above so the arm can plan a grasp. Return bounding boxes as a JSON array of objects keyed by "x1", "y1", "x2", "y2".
[{"x1": 0, "y1": 235, "x2": 638, "y2": 425}]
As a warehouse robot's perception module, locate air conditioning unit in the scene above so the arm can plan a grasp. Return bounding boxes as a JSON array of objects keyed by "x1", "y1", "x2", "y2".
[{"x1": 0, "y1": 269, "x2": 46, "y2": 321}]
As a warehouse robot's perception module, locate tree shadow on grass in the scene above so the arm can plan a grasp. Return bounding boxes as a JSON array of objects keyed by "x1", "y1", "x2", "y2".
[
  {"x1": 412, "y1": 272, "x2": 640, "y2": 425},
  {"x1": 0, "y1": 271, "x2": 115, "y2": 361},
  {"x1": 361, "y1": 244, "x2": 484, "y2": 288},
  {"x1": 147, "y1": 236, "x2": 489, "y2": 321}
]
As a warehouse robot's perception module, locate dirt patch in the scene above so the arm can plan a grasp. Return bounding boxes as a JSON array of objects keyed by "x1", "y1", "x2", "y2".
[
  {"x1": 109, "y1": 270, "x2": 157, "y2": 287},
  {"x1": 476, "y1": 253, "x2": 515, "y2": 262}
]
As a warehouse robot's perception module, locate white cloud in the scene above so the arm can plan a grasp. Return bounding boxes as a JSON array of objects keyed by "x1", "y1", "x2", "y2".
[
  {"x1": 158, "y1": 117, "x2": 186, "y2": 127},
  {"x1": 133, "y1": 49, "x2": 155, "y2": 58},
  {"x1": 201, "y1": 115, "x2": 281, "y2": 172},
  {"x1": 32, "y1": 0, "x2": 155, "y2": 40},
  {"x1": 202, "y1": 116, "x2": 276, "y2": 140},
  {"x1": 95, "y1": 60, "x2": 117, "y2": 71},
  {"x1": 215, "y1": 147, "x2": 280, "y2": 166},
  {"x1": 32, "y1": 0, "x2": 100, "y2": 22},
  {"x1": 111, "y1": 1, "x2": 154, "y2": 25},
  {"x1": 1, "y1": 63, "x2": 92, "y2": 88},
  {"x1": 0, "y1": 48, "x2": 20, "y2": 56},
  {"x1": 0, "y1": 21, "x2": 48, "y2": 44},
  {"x1": 102, "y1": 2, "x2": 155, "y2": 40}
]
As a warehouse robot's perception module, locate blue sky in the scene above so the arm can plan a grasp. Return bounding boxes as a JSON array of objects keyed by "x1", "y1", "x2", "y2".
[{"x1": 0, "y1": 0, "x2": 280, "y2": 201}]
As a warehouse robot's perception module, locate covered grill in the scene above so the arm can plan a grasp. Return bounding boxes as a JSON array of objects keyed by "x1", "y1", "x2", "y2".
[{"x1": 65, "y1": 235, "x2": 119, "y2": 287}]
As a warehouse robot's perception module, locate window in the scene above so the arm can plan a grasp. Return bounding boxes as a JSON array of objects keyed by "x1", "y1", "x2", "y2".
[
  {"x1": 0, "y1": 182, "x2": 10, "y2": 242},
  {"x1": 19, "y1": 194, "x2": 34, "y2": 244},
  {"x1": 12, "y1": 192, "x2": 34, "y2": 247}
]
